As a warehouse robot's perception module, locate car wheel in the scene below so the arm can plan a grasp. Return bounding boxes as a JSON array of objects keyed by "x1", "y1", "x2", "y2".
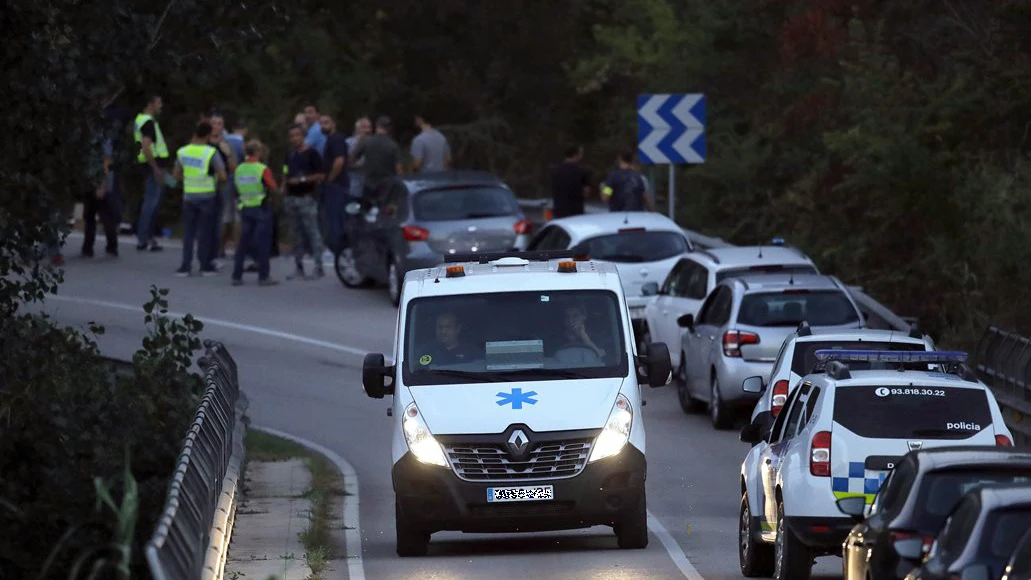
[
  {"x1": 773, "y1": 500, "x2": 812, "y2": 580},
  {"x1": 335, "y1": 248, "x2": 371, "y2": 288},
  {"x1": 710, "y1": 375, "x2": 734, "y2": 430},
  {"x1": 395, "y1": 501, "x2": 430, "y2": 557},
  {"x1": 615, "y1": 493, "x2": 649, "y2": 549},
  {"x1": 677, "y1": 355, "x2": 702, "y2": 414},
  {"x1": 739, "y1": 493, "x2": 774, "y2": 577},
  {"x1": 387, "y1": 257, "x2": 402, "y2": 306}
]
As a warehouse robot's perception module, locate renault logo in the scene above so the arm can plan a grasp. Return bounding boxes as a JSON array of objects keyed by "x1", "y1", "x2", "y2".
[{"x1": 508, "y1": 429, "x2": 530, "y2": 455}]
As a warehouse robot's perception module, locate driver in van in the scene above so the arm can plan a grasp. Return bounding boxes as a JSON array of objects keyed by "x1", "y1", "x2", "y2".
[
  {"x1": 424, "y1": 311, "x2": 475, "y2": 365},
  {"x1": 561, "y1": 305, "x2": 606, "y2": 358}
]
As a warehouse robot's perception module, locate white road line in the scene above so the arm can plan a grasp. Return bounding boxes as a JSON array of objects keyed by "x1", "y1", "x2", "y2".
[
  {"x1": 252, "y1": 425, "x2": 365, "y2": 580},
  {"x1": 648, "y1": 510, "x2": 707, "y2": 580},
  {"x1": 49, "y1": 292, "x2": 708, "y2": 579},
  {"x1": 46, "y1": 295, "x2": 372, "y2": 358}
]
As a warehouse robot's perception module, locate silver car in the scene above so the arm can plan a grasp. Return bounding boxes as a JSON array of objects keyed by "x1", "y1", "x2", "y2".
[
  {"x1": 336, "y1": 171, "x2": 531, "y2": 305},
  {"x1": 676, "y1": 273, "x2": 864, "y2": 429}
]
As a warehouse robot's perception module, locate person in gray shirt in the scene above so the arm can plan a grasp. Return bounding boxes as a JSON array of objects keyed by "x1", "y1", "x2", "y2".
[{"x1": 410, "y1": 115, "x2": 451, "y2": 172}]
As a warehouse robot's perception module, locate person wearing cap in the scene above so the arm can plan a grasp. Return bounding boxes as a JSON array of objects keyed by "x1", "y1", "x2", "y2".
[{"x1": 348, "y1": 115, "x2": 402, "y2": 210}]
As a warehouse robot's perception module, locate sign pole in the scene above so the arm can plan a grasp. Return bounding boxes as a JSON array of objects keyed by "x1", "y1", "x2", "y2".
[{"x1": 668, "y1": 165, "x2": 675, "y2": 218}]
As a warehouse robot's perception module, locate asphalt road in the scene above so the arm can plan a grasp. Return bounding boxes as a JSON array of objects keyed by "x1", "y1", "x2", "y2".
[{"x1": 37, "y1": 234, "x2": 842, "y2": 580}]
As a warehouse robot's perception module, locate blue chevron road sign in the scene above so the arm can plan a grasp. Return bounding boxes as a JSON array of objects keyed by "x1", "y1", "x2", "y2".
[{"x1": 637, "y1": 94, "x2": 706, "y2": 165}]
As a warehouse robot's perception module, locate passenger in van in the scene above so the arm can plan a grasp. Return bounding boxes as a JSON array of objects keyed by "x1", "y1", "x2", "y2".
[
  {"x1": 425, "y1": 311, "x2": 476, "y2": 365},
  {"x1": 558, "y1": 305, "x2": 607, "y2": 358}
]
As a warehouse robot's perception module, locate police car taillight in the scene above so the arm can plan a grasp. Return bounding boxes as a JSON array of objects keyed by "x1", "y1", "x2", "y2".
[
  {"x1": 771, "y1": 380, "x2": 789, "y2": 417},
  {"x1": 996, "y1": 434, "x2": 1013, "y2": 446},
  {"x1": 723, "y1": 330, "x2": 760, "y2": 357},
  {"x1": 513, "y1": 219, "x2": 531, "y2": 235},
  {"x1": 810, "y1": 431, "x2": 831, "y2": 477}
]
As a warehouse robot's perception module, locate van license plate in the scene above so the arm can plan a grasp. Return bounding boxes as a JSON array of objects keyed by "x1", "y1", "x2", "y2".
[{"x1": 487, "y1": 485, "x2": 554, "y2": 503}]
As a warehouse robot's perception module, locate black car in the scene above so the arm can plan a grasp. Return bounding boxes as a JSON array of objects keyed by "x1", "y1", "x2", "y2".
[
  {"x1": 1001, "y1": 527, "x2": 1031, "y2": 580},
  {"x1": 838, "y1": 447, "x2": 1031, "y2": 580},
  {"x1": 903, "y1": 484, "x2": 1031, "y2": 580}
]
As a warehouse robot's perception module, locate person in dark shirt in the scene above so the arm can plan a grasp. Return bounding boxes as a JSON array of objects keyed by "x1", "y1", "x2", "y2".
[
  {"x1": 551, "y1": 145, "x2": 591, "y2": 219},
  {"x1": 423, "y1": 311, "x2": 475, "y2": 366},
  {"x1": 283, "y1": 124, "x2": 326, "y2": 280},
  {"x1": 319, "y1": 114, "x2": 351, "y2": 254},
  {"x1": 601, "y1": 151, "x2": 653, "y2": 212},
  {"x1": 349, "y1": 116, "x2": 401, "y2": 209}
]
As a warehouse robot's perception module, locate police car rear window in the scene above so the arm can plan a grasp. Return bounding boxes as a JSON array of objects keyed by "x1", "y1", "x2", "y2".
[
  {"x1": 792, "y1": 341, "x2": 926, "y2": 376},
  {"x1": 911, "y1": 469, "x2": 1031, "y2": 533},
  {"x1": 715, "y1": 264, "x2": 818, "y2": 284},
  {"x1": 832, "y1": 385, "x2": 992, "y2": 439}
]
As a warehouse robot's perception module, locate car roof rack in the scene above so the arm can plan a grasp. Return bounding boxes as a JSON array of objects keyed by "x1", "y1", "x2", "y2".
[
  {"x1": 442, "y1": 249, "x2": 588, "y2": 264},
  {"x1": 826, "y1": 361, "x2": 851, "y2": 380},
  {"x1": 811, "y1": 349, "x2": 977, "y2": 382},
  {"x1": 908, "y1": 322, "x2": 923, "y2": 339}
]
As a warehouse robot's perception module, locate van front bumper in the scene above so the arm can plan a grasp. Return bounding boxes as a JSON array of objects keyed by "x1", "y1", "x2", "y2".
[{"x1": 392, "y1": 446, "x2": 646, "y2": 534}]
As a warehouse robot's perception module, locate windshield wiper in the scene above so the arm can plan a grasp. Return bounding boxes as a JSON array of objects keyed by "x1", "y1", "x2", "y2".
[
  {"x1": 911, "y1": 428, "x2": 980, "y2": 437},
  {"x1": 503, "y1": 368, "x2": 593, "y2": 380}
]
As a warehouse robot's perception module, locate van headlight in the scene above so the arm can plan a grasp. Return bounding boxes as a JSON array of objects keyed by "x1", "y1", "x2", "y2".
[
  {"x1": 402, "y1": 403, "x2": 448, "y2": 467},
  {"x1": 589, "y1": 394, "x2": 633, "y2": 463}
]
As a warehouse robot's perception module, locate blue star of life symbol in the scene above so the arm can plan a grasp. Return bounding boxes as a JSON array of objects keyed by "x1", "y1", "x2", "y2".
[{"x1": 496, "y1": 387, "x2": 538, "y2": 409}]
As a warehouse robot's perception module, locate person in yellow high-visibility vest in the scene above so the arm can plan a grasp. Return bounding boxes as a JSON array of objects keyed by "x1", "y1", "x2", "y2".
[
  {"x1": 171, "y1": 121, "x2": 227, "y2": 277},
  {"x1": 133, "y1": 95, "x2": 172, "y2": 252},
  {"x1": 231, "y1": 139, "x2": 280, "y2": 286}
]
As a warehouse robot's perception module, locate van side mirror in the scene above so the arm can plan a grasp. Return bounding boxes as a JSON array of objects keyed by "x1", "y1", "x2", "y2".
[
  {"x1": 836, "y1": 496, "x2": 867, "y2": 522},
  {"x1": 639, "y1": 342, "x2": 672, "y2": 388},
  {"x1": 742, "y1": 376, "x2": 764, "y2": 393},
  {"x1": 362, "y1": 353, "x2": 395, "y2": 398},
  {"x1": 740, "y1": 423, "x2": 763, "y2": 445},
  {"x1": 677, "y1": 314, "x2": 694, "y2": 330},
  {"x1": 893, "y1": 537, "x2": 924, "y2": 561},
  {"x1": 641, "y1": 282, "x2": 659, "y2": 296}
]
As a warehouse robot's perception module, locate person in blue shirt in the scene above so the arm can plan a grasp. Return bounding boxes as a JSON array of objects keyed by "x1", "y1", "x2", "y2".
[{"x1": 302, "y1": 104, "x2": 325, "y2": 156}]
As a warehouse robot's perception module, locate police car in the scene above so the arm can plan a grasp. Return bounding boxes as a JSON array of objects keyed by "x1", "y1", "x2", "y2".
[
  {"x1": 361, "y1": 250, "x2": 673, "y2": 556},
  {"x1": 737, "y1": 350, "x2": 1014, "y2": 580},
  {"x1": 742, "y1": 324, "x2": 936, "y2": 432}
]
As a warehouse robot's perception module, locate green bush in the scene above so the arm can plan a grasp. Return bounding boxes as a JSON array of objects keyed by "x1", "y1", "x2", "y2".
[{"x1": 0, "y1": 286, "x2": 204, "y2": 579}]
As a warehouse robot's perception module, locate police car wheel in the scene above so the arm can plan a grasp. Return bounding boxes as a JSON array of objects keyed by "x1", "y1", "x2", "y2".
[
  {"x1": 335, "y1": 248, "x2": 372, "y2": 288},
  {"x1": 677, "y1": 357, "x2": 702, "y2": 414},
  {"x1": 710, "y1": 375, "x2": 734, "y2": 430},
  {"x1": 615, "y1": 494, "x2": 648, "y2": 549},
  {"x1": 739, "y1": 494, "x2": 774, "y2": 577},
  {"x1": 395, "y1": 501, "x2": 430, "y2": 557},
  {"x1": 773, "y1": 500, "x2": 812, "y2": 580}
]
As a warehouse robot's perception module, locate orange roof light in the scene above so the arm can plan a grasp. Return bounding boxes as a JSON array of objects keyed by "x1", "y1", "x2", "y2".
[
  {"x1": 445, "y1": 265, "x2": 466, "y2": 278},
  {"x1": 557, "y1": 261, "x2": 578, "y2": 273}
]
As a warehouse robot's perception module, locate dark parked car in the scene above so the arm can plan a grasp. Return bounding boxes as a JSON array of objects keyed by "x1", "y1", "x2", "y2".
[
  {"x1": 838, "y1": 447, "x2": 1031, "y2": 580},
  {"x1": 335, "y1": 171, "x2": 531, "y2": 305},
  {"x1": 1001, "y1": 527, "x2": 1031, "y2": 580},
  {"x1": 902, "y1": 484, "x2": 1031, "y2": 580}
]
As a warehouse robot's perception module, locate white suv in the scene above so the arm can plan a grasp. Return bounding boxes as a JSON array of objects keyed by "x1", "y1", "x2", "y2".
[
  {"x1": 362, "y1": 251, "x2": 673, "y2": 557},
  {"x1": 737, "y1": 350, "x2": 1014, "y2": 580}
]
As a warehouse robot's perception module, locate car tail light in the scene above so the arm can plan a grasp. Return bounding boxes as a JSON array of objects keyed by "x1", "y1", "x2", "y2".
[
  {"x1": 513, "y1": 219, "x2": 531, "y2": 235},
  {"x1": 722, "y1": 330, "x2": 760, "y2": 357},
  {"x1": 771, "y1": 380, "x2": 789, "y2": 417},
  {"x1": 996, "y1": 434, "x2": 1013, "y2": 446},
  {"x1": 402, "y1": 225, "x2": 429, "y2": 242},
  {"x1": 810, "y1": 431, "x2": 831, "y2": 476},
  {"x1": 890, "y1": 531, "x2": 935, "y2": 556}
]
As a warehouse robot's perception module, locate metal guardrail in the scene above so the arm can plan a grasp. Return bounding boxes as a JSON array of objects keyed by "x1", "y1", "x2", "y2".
[
  {"x1": 145, "y1": 340, "x2": 247, "y2": 580},
  {"x1": 973, "y1": 327, "x2": 1031, "y2": 445}
]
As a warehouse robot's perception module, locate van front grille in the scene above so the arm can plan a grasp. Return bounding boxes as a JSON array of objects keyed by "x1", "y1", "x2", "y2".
[{"x1": 443, "y1": 438, "x2": 593, "y2": 482}]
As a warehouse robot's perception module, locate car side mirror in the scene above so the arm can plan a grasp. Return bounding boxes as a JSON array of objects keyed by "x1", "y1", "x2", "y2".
[
  {"x1": 739, "y1": 423, "x2": 763, "y2": 445},
  {"x1": 676, "y1": 314, "x2": 695, "y2": 330},
  {"x1": 362, "y1": 353, "x2": 395, "y2": 399},
  {"x1": 836, "y1": 496, "x2": 867, "y2": 522},
  {"x1": 893, "y1": 537, "x2": 924, "y2": 561},
  {"x1": 742, "y1": 376, "x2": 764, "y2": 394},
  {"x1": 640, "y1": 342, "x2": 672, "y2": 388},
  {"x1": 959, "y1": 565, "x2": 990, "y2": 580},
  {"x1": 641, "y1": 282, "x2": 659, "y2": 296}
]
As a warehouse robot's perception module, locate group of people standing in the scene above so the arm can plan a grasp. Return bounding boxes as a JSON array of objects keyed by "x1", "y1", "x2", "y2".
[
  {"x1": 80, "y1": 95, "x2": 453, "y2": 287},
  {"x1": 550, "y1": 145, "x2": 655, "y2": 219}
]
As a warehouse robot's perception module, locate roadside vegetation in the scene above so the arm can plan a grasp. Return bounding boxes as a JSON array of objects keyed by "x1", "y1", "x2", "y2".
[{"x1": 244, "y1": 430, "x2": 343, "y2": 580}]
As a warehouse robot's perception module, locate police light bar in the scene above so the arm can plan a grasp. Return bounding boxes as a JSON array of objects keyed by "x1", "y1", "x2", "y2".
[
  {"x1": 813, "y1": 349, "x2": 968, "y2": 364},
  {"x1": 771, "y1": 237, "x2": 786, "y2": 246}
]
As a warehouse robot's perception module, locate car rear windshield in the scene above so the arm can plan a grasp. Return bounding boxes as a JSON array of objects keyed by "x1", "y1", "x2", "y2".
[
  {"x1": 833, "y1": 385, "x2": 992, "y2": 439},
  {"x1": 412, "y1": 186, "x2": 518, "y2": 221},
  {"x1": 715, "y1": 265, "x2": 818, "y2": 284},
  {"x1": 791, "y1": 341, "x2": 927, "y2": 376},
  {"x1": 577, "y1": 231, "x2": 689, "y2": 263},
  {"x1": 911, "y1": 469, "x2": 1031, "y2": 532},
  {"x1": 981, "y1": 508, "x2": 1031, "y2": 559},
  {"x1": 737, "y1": 290, "x2": 860, "y2": 327}
]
